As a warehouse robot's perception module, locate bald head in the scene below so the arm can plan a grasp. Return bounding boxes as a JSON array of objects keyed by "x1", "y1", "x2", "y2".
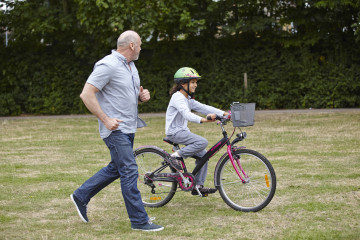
[
  {"x1": 116, "y1": 30, "x2": 142, "y2": 62},
  {"x1": 117, "y1": 30, "x2": 140, "y2": 49}
]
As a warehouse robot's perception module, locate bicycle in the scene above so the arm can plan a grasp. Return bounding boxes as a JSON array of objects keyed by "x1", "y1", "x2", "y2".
[{"x1": 134, "y1": 103, "x2": 276, "y2": 212}]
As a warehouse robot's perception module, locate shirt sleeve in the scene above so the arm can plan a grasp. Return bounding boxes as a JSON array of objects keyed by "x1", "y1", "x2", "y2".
[
  {"x1": 175, "y1": 95, "x2": 202, "y2": 124},
  {"x1": 190, "y1": 99, "x2": 225, "y2": 116},
  {"x1": 86, "y1": 63, "x2": 113, "y2": 91}
]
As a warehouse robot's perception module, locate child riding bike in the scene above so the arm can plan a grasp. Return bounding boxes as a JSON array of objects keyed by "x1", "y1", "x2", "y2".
[{"x1": 165, "y1": 67, "x2": 229, "y2": 196}]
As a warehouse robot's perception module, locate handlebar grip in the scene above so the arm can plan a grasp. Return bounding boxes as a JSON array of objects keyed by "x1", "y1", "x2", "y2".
[{"x1": 207, "y1": 115, "x2": 223, "y2": 121}]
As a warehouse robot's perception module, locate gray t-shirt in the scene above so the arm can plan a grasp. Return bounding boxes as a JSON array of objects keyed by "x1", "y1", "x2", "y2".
[{"x1": 87, "y1": 50, "x2": 142, "y2": 139}]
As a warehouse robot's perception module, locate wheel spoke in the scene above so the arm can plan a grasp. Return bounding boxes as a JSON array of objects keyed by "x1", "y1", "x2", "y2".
[
  {"x1": 134, "y1": 147, "x2": 177, "y2": 207},
  {"x1": 217, "y1": 149, "x2": 276, "y2": 212}
]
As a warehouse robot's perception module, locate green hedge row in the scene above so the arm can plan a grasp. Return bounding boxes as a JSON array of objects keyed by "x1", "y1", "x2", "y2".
[
  {"x1": 1, "y1": 46, "x2": 89, "y2": 116},
  {"x1": 138, "y1": 37, "x2": 360, "y2": 112},
  {"x1": 1, "y1": 37, "x2": 359, "y2": 116}
]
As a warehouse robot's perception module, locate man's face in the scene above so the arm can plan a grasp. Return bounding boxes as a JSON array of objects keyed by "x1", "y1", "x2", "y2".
[{"x1": 132, "y1": 37, "x2": 142, "y2": 61}]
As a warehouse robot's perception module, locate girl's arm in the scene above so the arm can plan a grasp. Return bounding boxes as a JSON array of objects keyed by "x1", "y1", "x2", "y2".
[
  {"x1": 174, "y1": 95, "x2": 202, "y2": 124},
  {"x1": 190, "y1": 99, "x2": 226, "y2": 117}
]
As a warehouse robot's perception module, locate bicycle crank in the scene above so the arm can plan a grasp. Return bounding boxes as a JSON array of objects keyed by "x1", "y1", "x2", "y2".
[
  {"x1": 177, "y1": 172, "x2": 195, "y2": 191},
  {"x1": 155, "y1": 172, "x2": 195, "y2": 191}
]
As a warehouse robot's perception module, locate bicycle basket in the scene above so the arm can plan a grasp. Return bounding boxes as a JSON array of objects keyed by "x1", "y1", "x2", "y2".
[{"x1": 230, "y1": 102, "x2": 255, "y2": 127}]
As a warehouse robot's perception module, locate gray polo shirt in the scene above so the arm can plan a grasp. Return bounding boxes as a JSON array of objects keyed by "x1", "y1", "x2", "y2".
[{"x1": 87, "y1": 50, "x2": 142, "y2": 139}]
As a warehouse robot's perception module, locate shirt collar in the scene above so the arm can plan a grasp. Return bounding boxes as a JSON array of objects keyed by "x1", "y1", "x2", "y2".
[{"x1": 111, "y1": 50, "x2": 128, "y2": 64}]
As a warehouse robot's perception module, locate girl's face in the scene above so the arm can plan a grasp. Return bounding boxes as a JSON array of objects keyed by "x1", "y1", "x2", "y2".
[{"x1": 182, "y1": 79, "x2": 198, "y2": 93}]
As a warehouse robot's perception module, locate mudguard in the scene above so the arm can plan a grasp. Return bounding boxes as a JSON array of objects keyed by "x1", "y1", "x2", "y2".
[{"x1": 133, "y1": 145, "x2": 171, "y2": 158}]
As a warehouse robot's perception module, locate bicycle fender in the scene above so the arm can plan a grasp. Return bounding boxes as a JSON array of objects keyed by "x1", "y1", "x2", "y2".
[
  {"x1": 133, "y1": 145, "x2": 171, "y2": 157},
  {"x1": 213, "y1": 146, "x2": 246, "y2": 187}
]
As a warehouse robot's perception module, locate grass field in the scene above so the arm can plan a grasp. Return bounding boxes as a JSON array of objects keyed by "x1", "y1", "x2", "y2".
[{"x1": 1, "y1": 110, "x2": 359, "y2": 240}]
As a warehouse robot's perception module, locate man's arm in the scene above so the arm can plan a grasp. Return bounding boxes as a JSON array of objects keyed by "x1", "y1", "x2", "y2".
[{"x1": 80, "y1": 83, "x2": 122, "y2": 130}]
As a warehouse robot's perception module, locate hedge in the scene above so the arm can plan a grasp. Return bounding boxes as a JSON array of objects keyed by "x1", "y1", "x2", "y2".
[{"x1": 1, "y1": 37, "x2": 359, "y2": 116}]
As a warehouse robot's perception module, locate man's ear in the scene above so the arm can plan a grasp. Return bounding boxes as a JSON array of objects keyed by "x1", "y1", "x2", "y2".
[{"x1": 130, "y1": 42, "x2": 135, "y2": 50}]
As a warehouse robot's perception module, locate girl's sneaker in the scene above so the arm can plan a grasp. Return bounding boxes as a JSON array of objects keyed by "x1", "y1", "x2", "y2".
[{"x1": 191, "y1": 185, "x2": 217, "y2": 196}]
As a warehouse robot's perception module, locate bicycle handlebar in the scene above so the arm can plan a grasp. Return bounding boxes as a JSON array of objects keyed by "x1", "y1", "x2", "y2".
[
  {"x1": 219, "y1": 113, "x2": 231, "y2": 121},
  {"x1": 206, "y1": 112, "x2": 232, "y2": 125},
  {"x1": 205, "y1": 113, "x2": 232, "y2": 126},
  {"x1": 207, "y1": 114, "x2": 229, "y2": 121}
]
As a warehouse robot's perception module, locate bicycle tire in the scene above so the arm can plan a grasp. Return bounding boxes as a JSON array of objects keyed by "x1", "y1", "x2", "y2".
[
  {"x1": 216, "y1": 148, "x2": 276, "y2": 212},
  {"x1": 134, "y1": 147, "x2": 177, "y2": 208}
]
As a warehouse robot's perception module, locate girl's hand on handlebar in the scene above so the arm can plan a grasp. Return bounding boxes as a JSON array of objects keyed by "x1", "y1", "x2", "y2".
[
  {"x1": 223, "y1": 111, "x2": 231, "y2": 119},
  {"x1": 204, "y1": 114, "x2": 217, "y2": 122}
]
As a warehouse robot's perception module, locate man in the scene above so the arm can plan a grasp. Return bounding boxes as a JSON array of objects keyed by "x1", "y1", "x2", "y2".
[{"x1": 70, "y1": 30, "x2": 164, "y2": 232}]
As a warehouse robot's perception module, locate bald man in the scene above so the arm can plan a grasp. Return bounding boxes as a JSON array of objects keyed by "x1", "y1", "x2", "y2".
[{"x1": 70, "y1": 30, "x2": 164, "y2": 231}]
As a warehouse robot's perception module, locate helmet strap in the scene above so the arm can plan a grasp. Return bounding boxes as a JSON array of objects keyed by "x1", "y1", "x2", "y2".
[{"x1": 180, "y1": 82, "x2": 194, "y2": 99}]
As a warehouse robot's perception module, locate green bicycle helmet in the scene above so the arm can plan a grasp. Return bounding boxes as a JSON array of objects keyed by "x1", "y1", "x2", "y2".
[{"x1": 174, "y1": 67, "x2": 201, "y2": 84}]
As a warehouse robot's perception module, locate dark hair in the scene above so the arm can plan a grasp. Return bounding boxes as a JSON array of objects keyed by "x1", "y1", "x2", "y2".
[{"x1": 169, "y1": 83, "x2": 183, "y2": 96}]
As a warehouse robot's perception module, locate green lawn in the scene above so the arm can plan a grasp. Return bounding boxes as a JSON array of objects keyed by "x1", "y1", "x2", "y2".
[{"x1": 1, "y1": 110, "x2": 359, "y2": 239}]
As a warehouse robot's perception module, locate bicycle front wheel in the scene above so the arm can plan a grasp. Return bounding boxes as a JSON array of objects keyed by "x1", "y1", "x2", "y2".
[
  {"x1": 216, "y1": 148, "x2": 276, "y2": 212},
  {"x1": 134, "y1": 147, "x2": 177, "y2": 208}
]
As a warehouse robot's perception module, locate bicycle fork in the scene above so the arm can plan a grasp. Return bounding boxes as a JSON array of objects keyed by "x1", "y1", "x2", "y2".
[{"x1": 227, "y1": 145, "x2": 249, "y2": 183}]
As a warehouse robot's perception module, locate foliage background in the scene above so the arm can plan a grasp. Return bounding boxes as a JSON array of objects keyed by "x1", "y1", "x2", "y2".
[{"x1": 1, "y1": 0, "x2": 360, "y2": 116}]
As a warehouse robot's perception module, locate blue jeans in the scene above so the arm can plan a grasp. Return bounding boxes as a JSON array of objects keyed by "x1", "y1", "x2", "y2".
[{"x1": 74, "y1": 131, "x2": 149, "y2": 226}]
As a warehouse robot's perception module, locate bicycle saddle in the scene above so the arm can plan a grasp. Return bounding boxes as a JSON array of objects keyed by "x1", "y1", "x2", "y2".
[{"x1": 163, "y1": 137, "x2": 176, "y2": 146}]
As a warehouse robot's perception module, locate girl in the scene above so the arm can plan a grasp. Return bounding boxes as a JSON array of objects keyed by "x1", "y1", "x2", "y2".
[{"x1": 165, "y1": 67, "x2": 229, "y2": 196}]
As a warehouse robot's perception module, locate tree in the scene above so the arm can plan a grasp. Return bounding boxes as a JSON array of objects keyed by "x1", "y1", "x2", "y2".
[
  {"x1": 276, "y1": 0, "x2": 360, "y2": 47},
  {"x1": 0, "y1": 0, "x2": 359, "y2": 115}
]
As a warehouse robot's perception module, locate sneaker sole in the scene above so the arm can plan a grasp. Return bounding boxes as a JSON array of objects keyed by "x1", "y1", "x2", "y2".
[
  {"x1": 191, "y1": 191, "x2": 217, "y2": 196},
  {"x1": 131, "y1": 226, "x2": 164, "y2": 232},
  {"x1": 70, "y1": 194, "x2": 88, "y2": 223}
]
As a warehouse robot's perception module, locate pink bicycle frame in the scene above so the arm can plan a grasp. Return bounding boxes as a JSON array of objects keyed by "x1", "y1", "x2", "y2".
[{"x1": 227, "y1": 145, "x2": 248, "y2": 183}]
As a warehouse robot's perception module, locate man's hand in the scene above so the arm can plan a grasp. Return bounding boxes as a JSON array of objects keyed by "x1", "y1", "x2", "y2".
[
  {"x1": 81, "y1": 83, "x2": 119, "y2": 129},
  {"x1": 139, "y1": 86, "x2": 150, "y2": 103},
  {"x1": 104, "y1": 118, "x2": 123, "y2": 131}
]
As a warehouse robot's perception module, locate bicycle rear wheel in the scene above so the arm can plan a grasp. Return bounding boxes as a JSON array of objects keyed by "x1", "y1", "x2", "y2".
[
  {"x1": 134, "y1": 147, "x2": 177, "y2": 207},
  {"x1": 216, "y1": 148, "x2": 276, "y2": 212}
]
